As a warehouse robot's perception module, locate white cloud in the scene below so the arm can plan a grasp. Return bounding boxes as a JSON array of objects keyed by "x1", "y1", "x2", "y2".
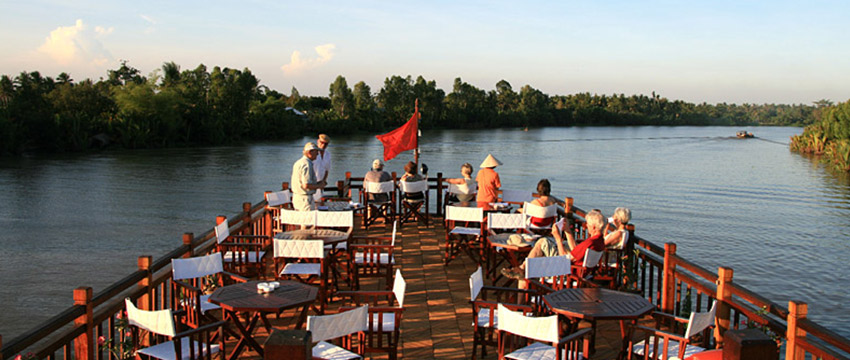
[
  {"x1": 281, "y1": 43, "x2": 336, "y2": 75},
  {"x1": 139, "y1": 14, "x2": 157, "y2": 34},
  {"x1": 37, "y1": 19, "x2": 112, "y2": 67}
]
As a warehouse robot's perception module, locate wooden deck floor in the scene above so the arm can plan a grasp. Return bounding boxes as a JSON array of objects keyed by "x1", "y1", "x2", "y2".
[{"x1": 237, "y1": 218, "x2": 641, "y2": 359}]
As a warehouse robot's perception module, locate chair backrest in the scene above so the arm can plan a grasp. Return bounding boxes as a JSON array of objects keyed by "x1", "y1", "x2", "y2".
[
  {"x1": 280, "y1": 209, "x2": 317, "y2": 227},
  {"x1": 487, "y1": 212, "x2": 526, "y2": 231},
  {"x1": 391, "y1": 221, "x2": 397, "y2": 246},
  {"x1": 583, "y1": 248, "x2": 604, "y2": 269},
  {"x1": 364, "y1": 180, "x2": 394, "y2": 194},
  {"x1": 447, "y1": 182, "x2": 476, "y2": 195},
  {"x1": 469, "y1": 266, "x2": 484, "y2": 301},
  {"x1": 274, "y1": 239, "x2": 324, "y2": 259},
  {"x1": 400, "y1": 180, "x2": 428, "y2": 194},
  {"x1": 522, "y1": 201, "x2": 558, "y2": 219},
  {"x1": 266, "y1": 190, "x2": 292, "y2": 207},
  {"x1": 125, "y1": 298, "x2": 176, "y2": 337},
  {"x1": 315, "y1": 210, "x2": 353, "y2": 229},
  {"x1": 172, "y1": 253, "x2": 223, "y2": 280},
  {"x1": 307, "y1": 304, "x2": 369, "y2": 343},
  {"x1": 611, "y1": 229, "x2": 629, "y2": 250},
  {"x1": 214, "y1": 220, "x2": 229, "y2": 244},
  {"x1": 445, "y1": 205, "x2": 484, "y2": 223},
  {"x1": 685, "y1": 301, "x2": 718, "y2": 338},
  {"x1": 497, "y1": 304, "x2": 558, "y2": 344},
  {"x1": 392, "y1": 269, "x2": 406, "y2": 307},
  {"x1": 525, "y1": 255, "x2": 571, "y2": 279},
  {"x1": 501, "y1": 189, "x2": 533, "y2": 204}
]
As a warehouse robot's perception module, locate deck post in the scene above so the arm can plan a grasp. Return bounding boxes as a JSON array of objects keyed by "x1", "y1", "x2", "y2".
[
  {"x1": 786, "y1": 301, "x2": 807, "y2": 360},
  {"x1": 182, "y1": 233, "x2": 194, "y2": 257},
  {"x1": 72, "y1": 287, "x2": 93, "y2": 360},
  {"x1": 715, "y1": 267, "x2": 734, "y2": 345},
  {"x1": 137, "y1": 256, "x2": 153, "y2": 310},
  {"x1": 242, "y1": 202, "x2": 253, "y2": 235},
  {"x1": 436, "y1": 172, "x2": 443, "y2": 217},
  {"x1": 565, "y1": 197, "x2": 574, "y2": 214},
  {"x1": 661, "y1": 243, "x2": 677, "y2": 313},
  {"x1": 263, "y1": 191, "x2": 274, "y2": 238}
]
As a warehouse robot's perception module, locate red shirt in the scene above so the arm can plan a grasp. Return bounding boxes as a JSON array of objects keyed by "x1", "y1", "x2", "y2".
[
  {"x1": 475, "y1": 168, "x2": 501, "y2": 203},
  {"x1": 571, "y1": 233, "x2": 604, "y2": 266}
]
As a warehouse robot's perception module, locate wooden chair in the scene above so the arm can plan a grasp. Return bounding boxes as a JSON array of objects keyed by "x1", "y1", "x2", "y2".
[
  {"x1": 124, "y1": 298, "x2": 225, "y2": 360},
  {"x1": 500, "y1": 189, "x2": 534, "y2": 206},
  {"x1": 398, "y1": 180, "x2": 429, "y2": 225},
  {"x1": 265, "y1": 190, "x2": 292, "y2": 236},
  {"x1": 273, "y1": 238, "x2": 328, "y2": 314},
  {"x1": 444, "y1": 205, "x2": 485, "y2": 266},
  {"x1": 170, "y1": 253, "x2": 247, "y2": 330},
  {"x1": 316, "y1": 210, "x2": 355, "y2": 291},
  {"x1": 307, "y1": 304, "x2": 369, "y2": 360},
  {"x1": 522, "y1": 201, "x2": 559, "y2": 235},
  {"x1": 278, "y1": 208, "x2": 317, "y2": 231},
  {"x1": 574, "y1": 248, "x2": 604, "y2": 280},
  {"x1": 338, "y1": 269, "x2": 406, "y2": 360},
  {"x1": 597, "y1": 226, "x2": 631, "y2": 289},
  {"x1": 468, "y1": 266, "x2": 540, "y2": 360},
  {"x1": 486, "y1": 212, "x2": 533, "y2": 284},
  {"x1": 444, "y1": 182, "x2": 476, "y2": 207},
  {"x1": 627, "y1": 302, "x2": 717, "y2": 360},
  {"x1": 362, "y1": 180, "x2": 396, "y2": 229},
  {"x1": 496, "y1": 303, "x2": 591, "y2": 360},
  {"x1": 349, "y1": 221, "x2": 397, "y2": 290},
  {"x1": 214, "y1": 218, "x2": 270, "y2": 277}
]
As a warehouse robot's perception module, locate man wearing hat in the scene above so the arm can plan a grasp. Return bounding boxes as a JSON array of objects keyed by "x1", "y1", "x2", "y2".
[
  {"x1": 314, "y1": 134, "x2": 332, "y2": 183},
  {"x1": 364, "y1": 159, "x2": 392, "y2": 202},
  {"x1": 291, "y1": 142, "x2": 327, "y2": 211},
  {"x1": 476, "y1": 154, "x2": 502, "y2": 203}
]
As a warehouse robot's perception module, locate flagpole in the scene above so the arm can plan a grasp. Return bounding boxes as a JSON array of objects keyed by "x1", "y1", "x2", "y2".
[{"x1": 414, "y1": 98, "x2": 420, "y2": 166}]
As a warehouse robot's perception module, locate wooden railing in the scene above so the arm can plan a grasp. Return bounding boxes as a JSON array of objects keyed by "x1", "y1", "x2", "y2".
[{"x1": 2, "y1": 182, "x2": 849, "y2": 360}]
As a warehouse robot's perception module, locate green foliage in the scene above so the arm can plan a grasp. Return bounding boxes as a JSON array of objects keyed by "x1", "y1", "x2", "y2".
[{"x1": 791, "y1": 100, "x2": 850, "y2": 171}]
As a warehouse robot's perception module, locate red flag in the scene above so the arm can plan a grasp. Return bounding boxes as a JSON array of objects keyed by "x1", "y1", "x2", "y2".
[{"x1": 376, "y1": 112, "x2": 418, "y2": 161}]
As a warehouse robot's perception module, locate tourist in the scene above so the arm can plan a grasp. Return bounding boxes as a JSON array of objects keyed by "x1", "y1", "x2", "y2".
[
  {"x1": 525, "y1": 179, "x2": 564, "y2": 228},
  {"x1": 444, "y1": 163, "x2": 476, "y2": 202},
  {"x1": 604, "y1": 207, "x2": 631, "y2": 247},
  {"x1": 291, "y1": 142, "x2": 326, "y2": 211},
  {"x1": 476, "y1": 154, "x2": 502, "y2": 203},
  {"x1": 400, "y1": 161, "x2": 425, "y2": 201},
  {"x1": 502, "y1": 209, "x2": 606, "y2": 280},
  {"x1": 314, "y1": 134, "x2": 332, "y2": 183},
  {"x1": 364, "y1": 159, "x2": 393, "y2": 202}
]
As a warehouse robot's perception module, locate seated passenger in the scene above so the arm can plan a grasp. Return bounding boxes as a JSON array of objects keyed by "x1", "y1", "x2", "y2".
[
  {"x1": 364, "y1": 159, "x2": 392, "y2": 203},
  {"x1": 605, "y1": 207, "x2": 631, "y2": 248},
  {"x1": 444, "y1": 163, "x2": 476, "y2": 202},
  {"x1": 525, "y1": 179, "x2": 563, "y2": 228},
  {"x1": 400, "y1": 161, "x2": 425, "y2": 201}
]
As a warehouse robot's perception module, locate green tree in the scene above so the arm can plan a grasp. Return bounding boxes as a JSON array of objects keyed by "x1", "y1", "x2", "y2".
[
  {"x1": 377, "y1": 75, "x2": 415, "y2": 127},
  {"x1": 329, "y1": 75, "x2": 354, "y2": 119}
]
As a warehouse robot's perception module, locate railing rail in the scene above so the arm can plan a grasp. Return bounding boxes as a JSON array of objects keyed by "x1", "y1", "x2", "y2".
[{"x1": 2, "y1": 183, "x2": 849, "y2": 360}]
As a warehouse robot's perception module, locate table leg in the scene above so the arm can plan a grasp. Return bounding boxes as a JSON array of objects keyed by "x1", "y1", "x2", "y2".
[
  {"x1": 225, "y1": 311, "x2": 265, "y2": 360},
  {"x1": 295, "y1": 304, "x2": 310, "y2": 330}
]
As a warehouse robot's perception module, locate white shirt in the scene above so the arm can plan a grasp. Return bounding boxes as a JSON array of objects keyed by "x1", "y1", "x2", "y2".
[
  {"x1": 313, "y1": 147, "x2": 332, "y2": 182},
  {"x1": 291, "y1": 155, "x2": 317, "y2": 195}
]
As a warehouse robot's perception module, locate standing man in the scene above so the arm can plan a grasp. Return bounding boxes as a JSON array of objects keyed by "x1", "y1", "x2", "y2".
[
  {"x1": 314, "y1": 134, "x2": 332, "y2": 183},
  {"x1": 291, "y1": 142, "x2": 326, "y2": 211},
  {"x1": 476, "y1": 154, "x2": 502, "y2": 203}
]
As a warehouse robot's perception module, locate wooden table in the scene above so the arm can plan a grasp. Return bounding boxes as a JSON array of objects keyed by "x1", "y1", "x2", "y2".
[
  {"x1": 208, "y1": 280, "x2": 318, "y2": 360},
  {"x1": 543, "y1": 287, "x2": 654, "y2": 354}
]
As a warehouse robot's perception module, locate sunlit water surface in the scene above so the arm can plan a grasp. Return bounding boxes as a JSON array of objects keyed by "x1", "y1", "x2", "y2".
[{"x1": 1, "y1": 126, "x2": 848, "y2": 341}]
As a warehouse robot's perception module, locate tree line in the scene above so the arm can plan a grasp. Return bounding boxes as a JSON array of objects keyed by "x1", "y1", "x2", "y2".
[
  {"x1": 790, "y1": 99, "x2": 850, "y2": 172},
  {"x1": 0, "y1": 61, "x2": 823, "y2": 155}
]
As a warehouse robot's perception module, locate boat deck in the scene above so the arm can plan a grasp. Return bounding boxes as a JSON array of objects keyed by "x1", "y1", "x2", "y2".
[{"x1": 242, "y1": 219, "x2": 642, "y2": 359}]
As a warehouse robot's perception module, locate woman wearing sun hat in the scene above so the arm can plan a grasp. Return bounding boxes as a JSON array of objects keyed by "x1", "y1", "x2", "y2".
[{"x1": 475, "y1": 154, "x2": 502, "y2": 203}]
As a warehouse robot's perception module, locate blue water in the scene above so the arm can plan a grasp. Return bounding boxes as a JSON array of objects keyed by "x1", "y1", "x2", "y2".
[{"x1": 1, "y1": 126, "x2": 848, "y2": 342}]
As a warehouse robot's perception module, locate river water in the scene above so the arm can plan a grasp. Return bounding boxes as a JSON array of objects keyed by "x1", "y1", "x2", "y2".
[{"x1": 1, "y1": 126, "x2": 848, "y2": 342}]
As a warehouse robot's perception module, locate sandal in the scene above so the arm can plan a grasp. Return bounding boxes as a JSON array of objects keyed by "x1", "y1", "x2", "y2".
[{"x1": 500, "y1": 267, "x2": 524, "y2": 280}]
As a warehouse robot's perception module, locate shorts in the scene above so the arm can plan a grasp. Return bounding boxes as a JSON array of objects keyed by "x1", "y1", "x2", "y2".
[{"x1": 293, "y1": 193, "x2": 316, "y2": 211}]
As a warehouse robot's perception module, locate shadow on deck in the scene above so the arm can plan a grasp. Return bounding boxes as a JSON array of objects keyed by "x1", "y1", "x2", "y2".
[{"x1": 237, "y1": 219, "x2": 641, "y2": 359}]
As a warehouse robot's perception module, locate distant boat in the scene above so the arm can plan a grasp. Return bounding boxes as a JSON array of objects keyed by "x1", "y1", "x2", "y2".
[{"x1": 736, "y1": 131, "x2": 754, "y2": 138}]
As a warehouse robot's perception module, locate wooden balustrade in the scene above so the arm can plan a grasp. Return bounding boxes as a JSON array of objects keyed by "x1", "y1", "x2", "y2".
[{"x1": 2, "y1": 184, "x2": 849, "y2": 360}]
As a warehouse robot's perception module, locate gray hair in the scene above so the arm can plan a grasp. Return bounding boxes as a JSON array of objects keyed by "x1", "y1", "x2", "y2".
[
  {"x1": 461, "y1": 163, "x2": 473, "y2": 177},
  {"x1": 613, "y1": 207, "x2": 631, "y2": 224},
  {"x1": 585, "y1": 209, "x2": 604, "y2": 231}
]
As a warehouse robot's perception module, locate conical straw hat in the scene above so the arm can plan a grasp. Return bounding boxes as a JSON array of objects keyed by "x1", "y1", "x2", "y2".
[{"x1": 479, "y1": 154, "x2": 503, "y2": 168}]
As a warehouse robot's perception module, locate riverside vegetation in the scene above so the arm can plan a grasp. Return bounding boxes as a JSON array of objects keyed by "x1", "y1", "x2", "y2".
[
  {"x1": 790, "y1": 99, "x2": 850, "y2": 172},
  {"x1": 0, "y1": 60, "x2": 832, "y2": 158}
]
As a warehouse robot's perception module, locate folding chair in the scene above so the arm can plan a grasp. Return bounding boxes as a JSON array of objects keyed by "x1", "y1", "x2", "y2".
[
  {"x1": 316, "y1": 210, "x2": 355, "y2": 290},
  {"x1": 124, "y1": 298, "x2": 225, "y2": 360},
  {"x1": 496, "y1": 303, "x2": 591, "y2": 360},
  {"x1": 398, "y1": 180, "x2": 429, "y2": 225},
  {"x1": 598, "y1": 227, "x2": 631, "y2": 289},
  {"x1": 628, "y1": 302, "x2": 717, "y2": 360},
  {"x1": 265, "y1": 190, "x2": 292, "y2": 236},
  {"x1": 469, "y1": 266, "x2": 540, "y2": 360},
  {"x1": 278, "y1": 208, "x2": 317, "y2": 231},
  {"x1": 214, "y1": 218, "x2": 270, "y2": 277},
  {"x1": 308, "y1": 305, "x2": 369, "y2": 360},
  {"x1": 444, "y1": 182, "x2": 477, "y2": 206},
  {"x1": 444, "y1": 205, "x2": 485, "y2": 266},
  {"x1": 349, "y1": 221, "x2": 397, "y2": 290},
  {"x1": 338, "y1": 269, "x2": 406, "y2": 360},
  {"x1": 522, "y1": 201, "x2": 559, "y2": 235},
  {"x1": 573, "y1": 248, "x2": 604, "y2": 280},
  {"x1": 274, "y1": 238, "x2": 328, "y2": 314},
  {"x1": 486, "y1": 212, "x2": 533, "y2": 284},
  {"x1": 500, "y1": 189, "x2": 534, "y2": 206},
  {"x1": 362, "y1": 180, "x2": 396, "y2": 229},
  {"x1": 170, "y1": 253, "x2": 247, "y2": 330}
]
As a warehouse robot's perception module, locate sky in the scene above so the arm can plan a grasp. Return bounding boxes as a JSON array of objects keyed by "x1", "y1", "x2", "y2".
[{"x1": 1, "y1": 0, "x2": 848, "y2": 105}]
